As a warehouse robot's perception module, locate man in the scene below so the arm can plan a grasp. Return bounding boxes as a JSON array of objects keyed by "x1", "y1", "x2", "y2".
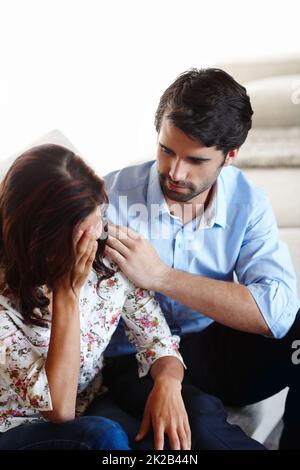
[{"x1": 102, "y1": 68, "x2": 300, "y2": 449}]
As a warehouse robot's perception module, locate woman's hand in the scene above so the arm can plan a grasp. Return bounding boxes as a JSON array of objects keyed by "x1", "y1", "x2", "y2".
[
  {"x1": 53, "y1": 227, "x2": 98, "y2": 295},
  {"x1": 44, "y1": 226, "x2": 99, "y2": 422},
  {"x1": 135, "y1": 377, "x2": 191, "y2": 450}
]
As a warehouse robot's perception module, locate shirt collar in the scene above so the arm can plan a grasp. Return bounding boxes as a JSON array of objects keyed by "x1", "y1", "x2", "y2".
[{"x1": 146, "y1": 161, "x2": 227, "y2": 228}]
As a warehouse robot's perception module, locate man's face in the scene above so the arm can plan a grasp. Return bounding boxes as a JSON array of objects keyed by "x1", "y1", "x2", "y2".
[{"x1": 156, "y1": 118, "x2": 231, "y2": 203}]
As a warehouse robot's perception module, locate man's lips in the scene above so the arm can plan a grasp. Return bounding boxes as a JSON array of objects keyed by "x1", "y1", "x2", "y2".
[{"x1": 166, "y1": 180, "x2": 187, "y2": 192}]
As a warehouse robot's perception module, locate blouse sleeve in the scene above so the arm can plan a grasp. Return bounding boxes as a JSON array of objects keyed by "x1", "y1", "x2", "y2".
[
  {"x1": 0, "y1": 306, "x2": 53, "y2": 411},
  {"x1": 121, "y1": 284, "x2": 186, "y2": 377}
]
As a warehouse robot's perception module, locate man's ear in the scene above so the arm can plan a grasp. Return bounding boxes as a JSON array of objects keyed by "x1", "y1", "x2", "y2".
[{"x1": 224, "y1": 148, "x2": 239, "y2": 166}]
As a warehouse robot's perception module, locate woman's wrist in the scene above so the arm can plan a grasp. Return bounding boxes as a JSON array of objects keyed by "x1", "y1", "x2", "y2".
[
  {"x1": 53, "y1": 288, "x2": 79, "y2": 312},
  {"x1": 154, "y1": 375, "x2": 182, "y2": 390}
]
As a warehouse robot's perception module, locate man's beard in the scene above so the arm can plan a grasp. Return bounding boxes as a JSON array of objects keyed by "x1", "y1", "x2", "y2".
[{"x1": 159, "y1": 172, "x2": 215, "y2": 203}]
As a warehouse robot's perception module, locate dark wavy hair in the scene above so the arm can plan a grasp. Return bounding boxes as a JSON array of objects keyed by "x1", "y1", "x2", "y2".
[
  {"x1": 155, "y1": 68, "x2": 253, "y2": 156},
  {"x1": 0, "y1": 144, "x2": 114, "y2": 325}
]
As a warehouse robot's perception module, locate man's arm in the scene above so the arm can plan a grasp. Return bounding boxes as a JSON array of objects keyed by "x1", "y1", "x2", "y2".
[
  {"x1": 105, "y1": 224, "x2": 272, "y2": 336},
  {"x1": 152, "y1": 267, "x2": 272, "y2": 336}
]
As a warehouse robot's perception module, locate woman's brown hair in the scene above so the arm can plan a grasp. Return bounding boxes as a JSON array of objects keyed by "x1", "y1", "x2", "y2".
[{"x1": 0, "y1": 143, "x2": 113, "y2": 324}]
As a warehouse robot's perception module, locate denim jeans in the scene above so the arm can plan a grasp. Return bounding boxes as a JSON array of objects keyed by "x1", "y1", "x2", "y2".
[{"x1": 0, "y1": 415, "x2": 130, "y2": 450}]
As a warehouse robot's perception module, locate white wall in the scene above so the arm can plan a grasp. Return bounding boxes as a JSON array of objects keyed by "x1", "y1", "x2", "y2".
[{"x1": 0, "y1": 0, "x2": 299, "y2": 176}]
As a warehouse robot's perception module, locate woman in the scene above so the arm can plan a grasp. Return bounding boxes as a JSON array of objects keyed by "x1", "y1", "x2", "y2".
[{"x1": 0, "y1": 144, "x2": 189, "y2": 450}]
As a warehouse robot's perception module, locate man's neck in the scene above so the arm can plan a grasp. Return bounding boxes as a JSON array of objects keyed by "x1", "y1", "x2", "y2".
[{"x1": 165, "y1": 186, "x2": 213, "y2": 224}]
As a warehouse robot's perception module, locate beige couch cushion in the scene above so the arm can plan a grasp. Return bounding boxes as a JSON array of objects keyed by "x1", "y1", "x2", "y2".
[
  {"x1": 236, "y1": 127, "x2": 300, "y2": 168},
  {"x1": 279, "y1": 228, "x2": 300, "y2": 294},
  {"x1": 246, "y1": 75, "x2": 300, "y2": 128},
  {"x1": 242, "y1": 168, "x2": 300, "y2": 229},
  {"x1": 218, "y1": 56, "x2": 300, "y2": 85}
]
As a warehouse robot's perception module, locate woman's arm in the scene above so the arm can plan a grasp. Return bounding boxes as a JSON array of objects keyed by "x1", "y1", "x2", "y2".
[
  {"x1": 41, "y1": 227, "x2": 98, "y2": 423},
  {"x1": 42, "y1": 290, "x2": 80, "y2": 423},
  {"x1": 0, "y1": 228, "x2": 98, "y2": 424},
  {"x1": 135, "y1": 356, "x2": 191, "y2": 450},
  {"x1": 121, "y1": 284, "x2": 190, "y2": 450}
]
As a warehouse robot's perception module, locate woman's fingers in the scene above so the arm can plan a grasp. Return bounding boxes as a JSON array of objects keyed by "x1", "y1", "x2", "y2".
[
  {"x1": 178, "y1": 423, "x2": 190, "y2": 450},
  {"x1": 76, "y1": 228, "x2": 93, "y2": 256},
  {"x1": 166, "y1": 423, "x2": 190, "y2": 450},
  {"x1": 168, "y1": 428, "x2": 181, "y2": 450},
  {"x1": 135, "y1": 409, "x2": 151, "y2": 442},
  {"x1": 76, "y1": 228, "x2": 98, "y2": 268},
  {"x1": 183, "y1": 417, "x2": 192, "y2": 449},
  {"x1": 80, "y1": 241, "x2": 98, "y2": 276},
  {"x1": 153, "y1": 422, "x2": 165, "y2": 451}
]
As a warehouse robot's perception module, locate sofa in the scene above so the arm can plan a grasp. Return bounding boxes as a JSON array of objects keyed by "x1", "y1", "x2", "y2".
[
  {"x1": 218, "y1": 55, "x2": 300, "y2": 448},
  {"x1": 0, "y1": 56, "x2": 299, "y2": 448}
]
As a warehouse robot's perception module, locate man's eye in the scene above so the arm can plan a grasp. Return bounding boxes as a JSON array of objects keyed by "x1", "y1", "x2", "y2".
[{"x1": 161, "y1": 147, "x2": 173, "y2": 155}]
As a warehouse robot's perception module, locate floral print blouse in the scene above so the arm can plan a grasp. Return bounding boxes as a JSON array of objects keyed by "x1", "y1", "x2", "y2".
[{"x1": 0, "y1": 258, "x2": 184, "y2": 433}]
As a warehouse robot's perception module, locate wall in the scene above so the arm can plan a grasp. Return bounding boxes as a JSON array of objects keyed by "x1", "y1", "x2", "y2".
[{"x1": 0, "y1": 0, "x2": 299, "y2": 175}]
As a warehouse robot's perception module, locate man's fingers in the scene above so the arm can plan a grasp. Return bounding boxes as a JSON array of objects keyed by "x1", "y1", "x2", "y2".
[
  {"x1": 106, "y1": 235, "x2": 131, "y2": 257},
  {"x1": 121, "y1": 224, "x2": 143, "y2": 240},
  {"x1": 108, "y1": 224, "x2": 142, "y2": 242},
  {"x1": 108, "y1": 224, "x2": 130, "y2": 242},
  {"x1": 104, "y1": 245, "x2": 126, "y2": 268}
]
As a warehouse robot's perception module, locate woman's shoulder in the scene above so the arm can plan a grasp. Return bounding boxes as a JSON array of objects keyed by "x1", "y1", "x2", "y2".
[
  {"x1": 87, "y1": 256, "x2": 134, "y2": 296},
  {"x1": 0, "y1": 273, "x2": 21, "y2": 318}
]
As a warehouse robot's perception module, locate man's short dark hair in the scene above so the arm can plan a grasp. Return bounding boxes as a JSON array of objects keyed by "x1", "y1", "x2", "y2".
[{"x1": 155, "y1": 68, "x2": 253, "y2": 156}]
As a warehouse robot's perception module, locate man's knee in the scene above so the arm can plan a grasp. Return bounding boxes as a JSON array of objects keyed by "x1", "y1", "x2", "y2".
[{"x1": 182, "y1": 386, "x2": 226, "y2": 417}]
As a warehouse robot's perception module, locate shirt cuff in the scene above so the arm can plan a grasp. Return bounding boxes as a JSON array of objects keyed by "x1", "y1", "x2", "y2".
[
  {"x1": 247, "y1": 281, "x2": 300, "y2": 339},
  {"x1": 135, "y1": 335, "x2": 186, "y2": 377}
]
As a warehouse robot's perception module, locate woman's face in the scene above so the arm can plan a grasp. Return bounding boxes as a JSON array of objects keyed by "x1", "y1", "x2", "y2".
[{"x1": 75, "y1": 206, "x2": 103, "y2": 241}]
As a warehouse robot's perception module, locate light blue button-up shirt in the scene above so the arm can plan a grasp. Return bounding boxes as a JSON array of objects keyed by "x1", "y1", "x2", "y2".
[{"x1": 103, "y1": 160, "x2": 300, "y2": 355}]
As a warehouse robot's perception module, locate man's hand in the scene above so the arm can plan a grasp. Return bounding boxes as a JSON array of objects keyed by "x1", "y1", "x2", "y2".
[
  {"x1": 135, "y1": 377, "x2": 191, "y2": 450},
  {"x1": 104, "y1": 224, "x2": 169, "y2": 291}
]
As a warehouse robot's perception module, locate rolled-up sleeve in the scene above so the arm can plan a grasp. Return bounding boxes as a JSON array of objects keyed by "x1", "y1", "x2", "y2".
[
  {"x1": 0, "y1": 309, "x2": 53, "y2": 411},
  {"x1": 121, "y1": 286, "x2": 186, "y2": 377},
  {"x1": 235, "y1": 194, "x2": 300, "y2": 338}
]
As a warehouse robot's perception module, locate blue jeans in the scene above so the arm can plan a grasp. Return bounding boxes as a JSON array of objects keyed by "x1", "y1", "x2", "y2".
[{"x1": 0, "y1": 416, "x2": 130, "y2": 450}]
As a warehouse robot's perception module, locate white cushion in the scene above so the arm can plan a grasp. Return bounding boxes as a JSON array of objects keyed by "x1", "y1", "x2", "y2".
[
  {"x1": 236, "y1": 127, "x2": 300, "y2": 168},
  {"x1": 245, "y1": 75, "x2": 300, "y2": 128},
  {"x1": 0, "y1": 129, "x2": 79, "y2": 179},
  {"x1": 279, "y1": 228, "x2": 300, "y2": 294},
  {"x1": 242, "y1": 168, "x2": 300, "y2": 228},
  {"x1": 217, "y1": 56, "x2": 300, "y2": 85}
]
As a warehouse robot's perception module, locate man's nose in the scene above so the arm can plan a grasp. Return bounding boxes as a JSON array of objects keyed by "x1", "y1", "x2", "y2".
[{"x1": 169, "y1": 157, "x2": 187, "y2": 182}]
